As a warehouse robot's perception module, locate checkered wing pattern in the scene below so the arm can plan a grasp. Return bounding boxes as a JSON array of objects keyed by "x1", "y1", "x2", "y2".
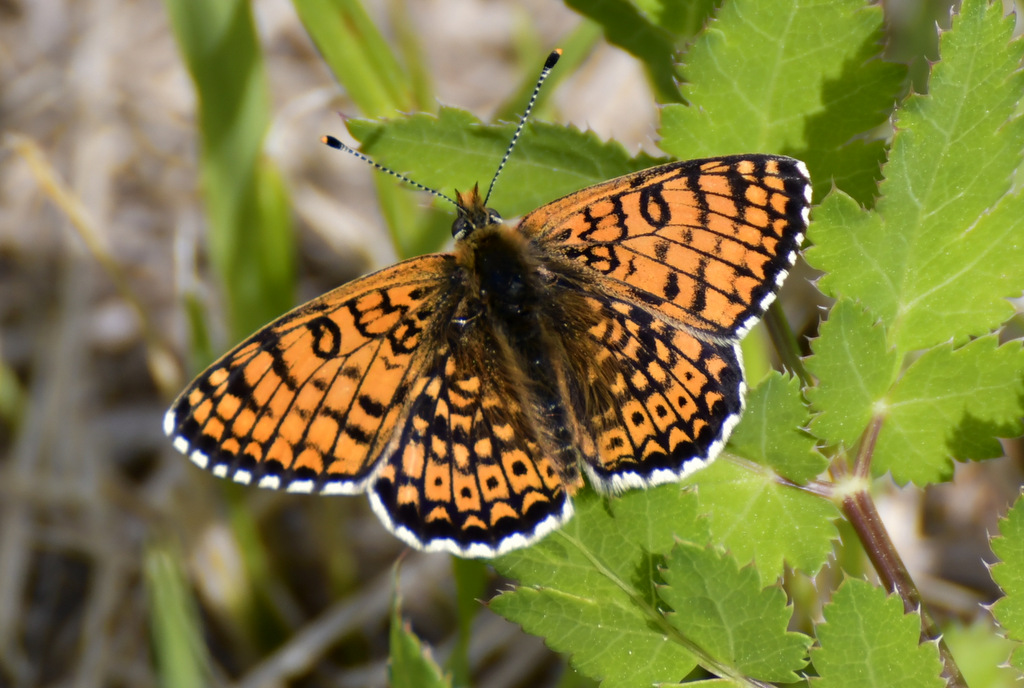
[
  {"x1": 369, "y1": 332, "x2": 579, "y2": 557},
  {"x1": 164, "y1": 255, "x2": 455, "y2": 495},
  {"x1": 519, "y1": 155, "x2": 810, "y2": 490},
  {"x1": 524, "y1": 155, "x2": 811, "y2": 339}
]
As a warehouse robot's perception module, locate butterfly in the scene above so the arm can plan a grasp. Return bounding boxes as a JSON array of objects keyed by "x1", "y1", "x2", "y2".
[{"x1": 164, "y1": 50, "x2": 812, "y2": 558}]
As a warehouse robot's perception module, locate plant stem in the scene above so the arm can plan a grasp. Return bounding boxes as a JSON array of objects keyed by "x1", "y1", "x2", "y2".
[{"x1": 840, "y1": 416, "x2": 967, "y2": 687}]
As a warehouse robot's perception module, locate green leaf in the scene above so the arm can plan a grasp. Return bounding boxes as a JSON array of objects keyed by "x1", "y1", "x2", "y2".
[
  {"x1": 163, "y1": 0, "x2": 295, "y2": 342},
  {"x1": 632, "y1": 0, "x2": 719, "y2": 38},
  {"x1": 390, "y1": 573, "x2": 450, "y2": 688},
  {"x1": 658, "y1": 543, "x2": 811, "y2": 682},
  {"x1": 145, "y1": 543, "x2": 212, "y2": 688},
  {"x1": 804, "y1": 299, "x2": 900, "y2": 451},
  {"x1": 873, "y1": 336, "x2": 1024, "y2": 484},
  {"x1": 296, "y1": 0, "x2": 439, "y2": 260},
  {"x1": 684, "y1": 460, "x2": 840, "y2": 584},
  {"x1": 661, "y1": 0, "x2": 904, "y2": 204},
  {"x1": 293, "y1": 0, "x2": 416, "y2": 116},
  {"x1": 990, "y1": 492, "x2": 1024, "y2": 672},
  {"x1": 348, "y1": 111, "x2": 665, "y2": 223},
  {"x1": 810, "y1": 578, "x2": 945, "y2": 688},
  {"x1": 943, "y1": 618, "x2": 1022, "y2": 687},
  {"x1": 806, "y1": 0, "x2": 1024, "y2": 352},
  {"x1": 728, "y1": 371, "x2": 825, "y2": 483},
  {"x1": 490, "y1": 488, "x2": 707, "y2": 687},
  {"x1": 492, "y1": 586, "x2": 692, "y2": 688},
  {"x1": 564, "y1": 0, "x2": 683, "y2": 104}
]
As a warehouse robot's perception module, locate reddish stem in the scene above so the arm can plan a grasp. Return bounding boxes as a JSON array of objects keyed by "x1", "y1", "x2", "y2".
[{"x1": 839, "y1": 417, "x2": 966, "y2": 687}]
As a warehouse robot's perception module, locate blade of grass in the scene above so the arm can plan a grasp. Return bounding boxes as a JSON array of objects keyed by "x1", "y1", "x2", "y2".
[
  {"x1": 294, "y1": 0, "x2": 438, "y2": 258},
  {"x1": 163, "y1": 0, "x2": 295, "y2": 344},
  {"x1": 565, "y1": 0, "x2": 683, "y2": 103},
  {"x1": 294, "y1": 0, "x2": 415, "y2": 117},
  {"x1": 385, "y1": 0, "x2": 433, "y2": 112},
  {"x1": 145, "y1": 542, "x2": 211, "y2": 688},
  {"x1": 4, "y1": 133, "x2": 181, "y2": 397},
  {"x1": 448, "y1": 557, "x2": 488, "y2": 687}
]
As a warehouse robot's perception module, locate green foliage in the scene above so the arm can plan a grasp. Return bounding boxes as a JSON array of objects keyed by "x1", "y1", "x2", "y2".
[
  {"x1": 805, "y1": 299, "x2": 900, "y2": 451},
  {"x1": 449, "y1": 557, "x2": 489, "y2": 686},
  {"x1": 487, "y1": 484, "x2": 824, "y2": 683},
  {"x1": 390, "y1": 571, "x2": 451, "y2": 688},
  {"x1": 810, "y1": 579, "x2": 945, "y2": 688},
  {"x1": 163, "y1": 0, "x2": 295, "y2": 343},
  {"x1": 807, "y1": 309, "x2": 1024, "y2": 485},
  {"x1": 144, "y1": 542, "x2": 212, "y2": 688},
  {"x1": 661, "y1": 0, "x2": 905, "y2": 206},
  {"x1": 293, "y1": 0, "x2": 420, "y2": 117},
  {"x1": 563, "y1": 0, "x2": 689, "y2": 103},
  {"x1": 490, "y1": 489, "x2": 708, "y2": 686},
  {"x1": 347, "y1": 113, "x2": 665, "y2": 222},
  {"x1": 344, "y1": 111, "x2": 665, "y2": 256},
  {"x1": 727, "y1": 372, "x2": 825, "y2": 483},
  {"x1": 802, "y1": 0, "x2": 1024, "y2": 489},
  {"x1": 806, "y1": 0, "x2": 1024, "y2": 353},
  {"x1": 871, "y1": 336, "x2": 1024, "y2": 484},
  {"x1": 659, "y1": 544, "x2": 811, "y2": 682},
  {"x1": 991, "y1": 493, "x2": 1024, "y2": 671},
  {"x1": 684, "y1": 460, "x2": 840, "y2": 586}
]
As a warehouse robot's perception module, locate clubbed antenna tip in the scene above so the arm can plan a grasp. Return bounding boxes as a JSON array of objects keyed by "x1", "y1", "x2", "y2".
[{"x1": 483, "y1": 49, "x2": 562, "y2": 205}]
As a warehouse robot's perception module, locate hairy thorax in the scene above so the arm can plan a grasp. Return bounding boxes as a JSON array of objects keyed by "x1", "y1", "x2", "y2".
[{"x1": 449, "y1": 223, "x2": 606, "y2": 485}]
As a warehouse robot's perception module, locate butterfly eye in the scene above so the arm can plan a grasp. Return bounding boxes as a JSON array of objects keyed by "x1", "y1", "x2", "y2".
[
  {"x1": 488, "y1": 210, "x2": 503, "y2": 225},
  {"x1": 451, "y1": 216, "x2": 470, "y2": 239}
]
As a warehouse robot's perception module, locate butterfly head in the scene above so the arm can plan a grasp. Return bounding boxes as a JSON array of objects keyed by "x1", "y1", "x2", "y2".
[{"x1": 452, "y1": 184, "x2": 503, "y2": 241}]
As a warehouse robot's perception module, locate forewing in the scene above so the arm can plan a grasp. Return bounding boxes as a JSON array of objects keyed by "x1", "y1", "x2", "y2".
[
  {"x1": 164, "y1": 255, "x2": 455, "y2": 494},
  {"x1": 369, "y1": 329, "x2": 577, "y2": 557},
  {"x1": 522, "y1": 155, "x2": 811, "y2": 338},
  {"x1": 576, "y1": 290, "x2": 744, "y2": 492}
]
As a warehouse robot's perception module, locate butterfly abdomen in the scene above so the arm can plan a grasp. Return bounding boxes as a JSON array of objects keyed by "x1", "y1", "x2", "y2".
[{"x1": 454, "y1": 225, "x2": 589, "y2": 486}]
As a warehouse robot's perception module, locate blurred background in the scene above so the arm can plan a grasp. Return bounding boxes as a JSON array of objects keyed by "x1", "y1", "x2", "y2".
[{"x1": 0, "y1": 0, "x2": 1021, "y2": 686}]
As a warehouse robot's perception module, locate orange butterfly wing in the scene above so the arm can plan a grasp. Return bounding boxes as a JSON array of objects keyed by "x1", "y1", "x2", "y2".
[
  {"x1": 524, "y1": 155, "x2": 811, "y2": 338},
  {"x1": 566, "y1": 290, "x2": 745, "y2": 491},
  {"x1": 164, "y1": 255, "x2": 457, "y2": 494},
  {"x1": 165, "y1": 251, "x2": 582, "y2": 556},
  {"x1": 369, "y1": 326, "x2": 579, "y2": 556},
  {"x1": 519, "y1": 155, "x2": 811, "y2": 489}
]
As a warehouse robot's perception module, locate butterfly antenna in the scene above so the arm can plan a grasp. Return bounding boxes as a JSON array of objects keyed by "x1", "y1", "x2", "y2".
[
  {"x1": 483, "y1": 48, "x2": 562, "y2": 206},
  {"x1": 321, "y1": 135, "x2": 458, "y2": 208}
]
